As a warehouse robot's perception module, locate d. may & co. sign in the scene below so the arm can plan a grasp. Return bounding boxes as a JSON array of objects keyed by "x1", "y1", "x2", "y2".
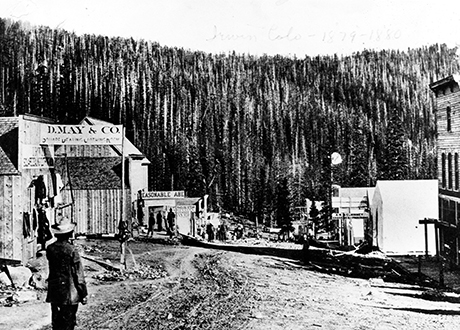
[{"x1": 40, "y1": 125, "x2": 123, "y2": 145}]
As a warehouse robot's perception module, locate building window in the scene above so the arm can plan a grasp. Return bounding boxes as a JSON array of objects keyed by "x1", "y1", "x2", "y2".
[
  {"x1": 448, "y1": 153, "x2": 453, "y2": 189},
  {"x1": 442, "y1": 153, "x2": 446, "y2": 188},
  {"x1": 447, "y1": 106, "x2": 452, "y2": 132},
  {"x1": 456, "y1": 153, "x2": 459, "y2": 190}
]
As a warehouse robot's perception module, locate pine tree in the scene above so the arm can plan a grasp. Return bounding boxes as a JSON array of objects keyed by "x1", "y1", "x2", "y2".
[
  {"x1": 1, "y1": 17, "x2": 459, "y2": 221},
  {"x1": 308, "y1": 199, "x2": 320, "y2": 238},
  {"x1": 275, "y1": 176, "x2": 293, "y2": 239},
  {"x1": 347, "y1": 117, "x2": 370, "y2": 186},
  {"x1": 380, "y1": 110, "x2": 410, "y2": 180},
  {"x1": 186, "y1": 153, "x2": 206, "y2": 197}
]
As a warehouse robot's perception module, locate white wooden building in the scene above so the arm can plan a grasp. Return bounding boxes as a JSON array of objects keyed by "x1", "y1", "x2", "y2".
[{"x1": 370, "y1": 180, "x2": 438, "y2": 255}]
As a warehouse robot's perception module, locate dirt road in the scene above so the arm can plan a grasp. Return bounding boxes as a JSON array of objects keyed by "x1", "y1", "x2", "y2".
[{"x1": 3, "y1": 238, "x2": 460, "y2": 329}]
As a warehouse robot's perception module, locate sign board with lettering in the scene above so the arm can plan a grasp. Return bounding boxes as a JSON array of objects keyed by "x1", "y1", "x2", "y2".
[
  {"x1": 176, "y1": 205, "x2": 196, "y2": 218},
  {"x1": 22, "y1": 145, "x2": 54, "y2": 168},
  {"x1": 142, "y1": 190, "x2": 185, "y2": 199},
  {"x1": 332, "y1": 212, "x2": 369, "y2": 219},
  {"x1": 40, "y1": 125, "x2": 123, "y2": 145}
]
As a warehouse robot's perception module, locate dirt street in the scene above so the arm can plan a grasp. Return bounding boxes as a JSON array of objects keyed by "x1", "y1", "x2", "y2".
[{"x1": 2, "y1": 237, "x2": 460, "y2": 329}]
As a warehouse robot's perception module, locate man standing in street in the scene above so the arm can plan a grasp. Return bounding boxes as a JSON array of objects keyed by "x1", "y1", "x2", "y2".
[
  {"x1": 156, "y1": 210, "x2": 163, "y2": 232},
  {"x1": 46, "y1": 216, "x2": 88, "y2": 330},
  {"x1": 147, "y1": 211, "x2": 155, "y2": 237},
  {"x1": 167, "y1": 208, "x2": 176, "y2": 238}
]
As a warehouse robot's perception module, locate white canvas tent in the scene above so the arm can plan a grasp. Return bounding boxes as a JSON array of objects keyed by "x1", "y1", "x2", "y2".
[{"x1": 370, "y1": 180, "x2": 438, "y2": 255}]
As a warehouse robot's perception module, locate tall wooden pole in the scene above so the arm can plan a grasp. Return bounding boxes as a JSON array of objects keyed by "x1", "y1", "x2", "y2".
[
  {"x1": 424, "y1": 219, "x2": 428, "y2": 257},
  {"x1": 121, "y1": 126, "x2": 125, "y2": 229},
  {"x1": 120, "y1": 126, "x2": 126, "y2": 270}
]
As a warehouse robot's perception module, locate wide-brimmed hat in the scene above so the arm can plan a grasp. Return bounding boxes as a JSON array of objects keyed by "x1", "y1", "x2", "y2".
[{"x1": 51, "y1": 216, "x2": 76, "y2": 235}]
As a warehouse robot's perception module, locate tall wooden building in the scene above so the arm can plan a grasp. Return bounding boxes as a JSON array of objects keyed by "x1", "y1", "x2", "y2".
[{"x1": 430, "y1": 74, "x2": 460, "y2": 262}]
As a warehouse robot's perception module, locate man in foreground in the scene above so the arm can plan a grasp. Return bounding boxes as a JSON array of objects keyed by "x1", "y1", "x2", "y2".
[{"x1": 46, "y1": 216, "x2": 88, "y2": 330}]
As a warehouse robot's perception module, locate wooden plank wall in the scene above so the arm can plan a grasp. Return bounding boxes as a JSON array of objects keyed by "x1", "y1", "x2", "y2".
[
  {"x1": 436, "y1": 85, "x2": 460, "y2": 192},
  {"x1": 0, "y1": 175, "x2": 22, "y2": 261},
  {"x1": 0, "y1": 176, "x2": 13, "y2": 259},
  {"x1": 60, "y1": 189, "x2": 131, "y2": 235}
]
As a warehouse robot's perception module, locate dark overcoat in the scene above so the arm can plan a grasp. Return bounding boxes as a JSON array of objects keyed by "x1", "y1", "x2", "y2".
[{"x1": 46, "y1": 240, "x2": 87, "y2": 305}]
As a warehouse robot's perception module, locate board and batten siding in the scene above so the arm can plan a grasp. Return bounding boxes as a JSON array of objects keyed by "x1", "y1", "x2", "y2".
[
  {"x1": 0, "y1": 175, "x2": 22, "y2": 261},
  {"x1": 61, "y1": 189, "x2": 131, "y2": 235}
]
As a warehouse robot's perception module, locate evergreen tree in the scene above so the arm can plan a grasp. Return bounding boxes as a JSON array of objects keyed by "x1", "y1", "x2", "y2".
[
  {"x1": 185, "y1": 143, "x2": 206, "y2": 197},
  {"x1": 275, "y1": 176, "x2": 293, "y2": 239},
  {"x1": 0, "y1": 17, "x2": 458, "y2": 220},
  {"x1": 31, "y1": 60, "x2": 50, "y2": 117},
  {"x1": 347, "y1": 117, "x2": 370, "y2": 186},
  {"x1": 308, "y1": 199, "x2": 320, "y2": 238},
  {"x1": 380, "y1": 110, "x2": 410, "y2": 180}
]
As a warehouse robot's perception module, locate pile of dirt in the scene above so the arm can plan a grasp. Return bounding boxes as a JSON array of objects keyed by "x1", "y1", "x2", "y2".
[{"x1": 93, "y1": 263, "x2": 168, "y2": 282}]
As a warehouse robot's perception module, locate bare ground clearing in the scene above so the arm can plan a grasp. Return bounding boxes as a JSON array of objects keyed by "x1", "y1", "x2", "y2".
[{"x1": 2, "y1": 237, "x2": 460, "y2": 330}]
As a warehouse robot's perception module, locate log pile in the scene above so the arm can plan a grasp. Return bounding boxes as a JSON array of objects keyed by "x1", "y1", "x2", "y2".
[
  {"x1": 181, "y1": 235, "x2": 439, "y2": 288},
  {"x1": 307, "y1": 248, "x2": 438, "y2": 287}
]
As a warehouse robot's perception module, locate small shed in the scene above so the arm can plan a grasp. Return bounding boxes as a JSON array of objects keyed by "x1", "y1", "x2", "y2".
[{"x1": 370, "y1": 180, "x2": 438, "y2": 255}]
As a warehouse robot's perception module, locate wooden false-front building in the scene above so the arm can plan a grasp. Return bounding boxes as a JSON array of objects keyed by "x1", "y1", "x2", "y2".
[
  {"x1": 430, "y1": 74, "x2": 460, "y2": 263},
  {"x1": 0, "y1": 115, "x2": 149, "y2": 265}
]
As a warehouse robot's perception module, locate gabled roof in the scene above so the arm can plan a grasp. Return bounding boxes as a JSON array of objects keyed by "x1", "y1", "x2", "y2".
[
  {"x1": 339, "y1": 187, "x2": 375, "y2": 199},
  {"x1": 0, "y1": 117, "x2": 19, "y2": 175},
  {"x1": 335, "y1": 187, "x2": 375, "y2": 209},
  {"x1": 55, "y1": 157, "x2": 128, "y2": 190},
  {"x1": 80, "y1": 117, "x2": 150, "y2": 165}
]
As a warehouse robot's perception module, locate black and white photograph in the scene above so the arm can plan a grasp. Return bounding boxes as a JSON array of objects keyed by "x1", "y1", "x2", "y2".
[{"x1": 1, "y1": 0, "x2": 460, "y2": 329}]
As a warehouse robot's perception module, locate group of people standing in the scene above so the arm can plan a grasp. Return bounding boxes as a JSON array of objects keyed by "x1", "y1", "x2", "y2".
[
  {"x1": 204, "y1": 220, "x2": 228, "y2": 242},
  {"x1": 147, "y1": 208, "x2": 176, "y2": 238}
]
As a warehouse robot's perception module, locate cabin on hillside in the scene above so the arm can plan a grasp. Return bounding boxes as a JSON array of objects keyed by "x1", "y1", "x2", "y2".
[
  {"x1": 430, "y1": 75, "x2": 460, "y2": 264},
  {"x1": 370, "y1": 180, "x2": 438, "y2": 256}
]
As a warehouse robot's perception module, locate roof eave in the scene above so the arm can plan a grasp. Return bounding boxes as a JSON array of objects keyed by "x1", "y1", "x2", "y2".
[{"x1": 430, "y1": 74, "x2": 460, "y2": 92}]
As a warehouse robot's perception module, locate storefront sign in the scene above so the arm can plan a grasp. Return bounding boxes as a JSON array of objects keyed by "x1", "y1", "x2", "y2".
[
  {"x1": 22, "y1": 145, "x2": 54, "y2": 168},
  {"x1": 142, "y1": 190, "x2": 185, "y2": 199},
  {"x1": 332, "y1": 212, "x2": 368, "y2": 219},
  {"x1": 176, "y1": 205, "x2": 196, "y2": 218},
  {"x1": 40, "y1": 125, "x2": 123, "y2": 145}
]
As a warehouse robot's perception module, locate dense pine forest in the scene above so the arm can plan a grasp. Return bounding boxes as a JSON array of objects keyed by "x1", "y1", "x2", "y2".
[{"x1": 0, "y1": 18, "x2": 459, "y2": 223}]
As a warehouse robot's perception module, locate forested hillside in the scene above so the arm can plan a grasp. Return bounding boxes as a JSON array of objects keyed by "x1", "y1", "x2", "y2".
[{"x1": 0, "y1": 18, "x2": 458, "y2": 221}]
